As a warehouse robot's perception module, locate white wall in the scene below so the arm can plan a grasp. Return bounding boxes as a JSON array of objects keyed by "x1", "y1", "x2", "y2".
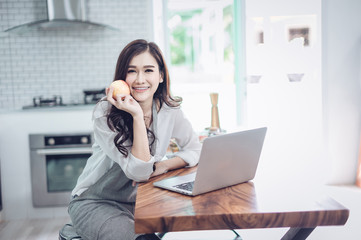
[
  {"x1": 322, "y1": 0, "x2": 361, "y2": 184},
  {"x1": 240, "y1": 2, "x2": 361, "y2": 239},
  {"x1": 0, "y1": 0, "x2": 154, "y2": 111},
  {"x1": 245, "y1": 0, "x2": 361, "y2": 186},
  {"x1": 245, "y1": 0, "x2": 325, "y2": 185}
]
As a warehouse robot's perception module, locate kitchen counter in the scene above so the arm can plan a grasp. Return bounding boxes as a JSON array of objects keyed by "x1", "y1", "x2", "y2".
[
  {"x1": 0, "y1": 106, "x2": 94, "y2": 220},
  {"x1": 1, "y1": 104, "x2": 95, "y2": 113},
  {"x1": 22, "y1": 103, "x2": 96, "y2": 111}
]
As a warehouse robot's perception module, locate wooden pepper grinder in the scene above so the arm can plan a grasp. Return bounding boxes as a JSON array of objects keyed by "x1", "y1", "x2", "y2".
[{"x1": 210, "y1": 93, "x2": 220, "y2": 131}]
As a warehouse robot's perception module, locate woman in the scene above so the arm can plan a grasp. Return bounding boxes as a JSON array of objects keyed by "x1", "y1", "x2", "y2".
[{"x1": 62, "y1": 39, "x2": 201, "y2": 240}]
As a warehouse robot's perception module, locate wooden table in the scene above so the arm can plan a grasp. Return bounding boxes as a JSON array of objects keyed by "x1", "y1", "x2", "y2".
[{"x1": 134, "y1": 167, "x2": 349, "y2": 240}]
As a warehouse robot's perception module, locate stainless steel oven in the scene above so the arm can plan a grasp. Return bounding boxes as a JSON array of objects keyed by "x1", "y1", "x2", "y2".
[{"x1": 29, "y1": 133, "x2": 93, "y2": 207}]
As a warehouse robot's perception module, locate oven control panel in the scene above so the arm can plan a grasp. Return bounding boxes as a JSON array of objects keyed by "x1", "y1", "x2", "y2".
[
  {"x1": 29, "y1": 133, "x2": 94, "y2": 149},
  {"x1": 45, "y1": 135, "x2": 91, "y2": 146}
]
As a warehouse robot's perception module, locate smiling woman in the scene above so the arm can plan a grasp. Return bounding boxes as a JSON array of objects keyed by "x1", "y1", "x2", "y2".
[
  {"x1": 125, "y1": 51, "x2": 164, "y2": 105},
  {"x1": 59, "y1": 39, "x2": 202, "y2": 240}
]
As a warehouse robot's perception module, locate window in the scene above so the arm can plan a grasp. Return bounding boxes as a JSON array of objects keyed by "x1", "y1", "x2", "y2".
[{"x1": 156, "y1": 0, "x2": 238, "y2": 132}]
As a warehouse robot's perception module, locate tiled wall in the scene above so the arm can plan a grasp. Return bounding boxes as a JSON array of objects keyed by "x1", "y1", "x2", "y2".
[{"x1": 0, "y1": 0, "x2": 153, "y2": 110}]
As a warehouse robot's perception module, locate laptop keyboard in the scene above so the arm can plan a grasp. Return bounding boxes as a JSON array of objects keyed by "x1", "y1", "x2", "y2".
[{"x1": 173, "y1": 181, "x2": 194, "y2": 192}]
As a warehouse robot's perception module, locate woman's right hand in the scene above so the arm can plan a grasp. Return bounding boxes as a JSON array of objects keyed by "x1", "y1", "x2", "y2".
[{"x1": 106, "y1": 87, "x2": 143, "y2": 119}]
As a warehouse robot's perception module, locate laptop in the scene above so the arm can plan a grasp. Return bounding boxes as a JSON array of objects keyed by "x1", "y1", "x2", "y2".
[{"x1": 153, "y1": 127, "x2": 267, "y2": 196}]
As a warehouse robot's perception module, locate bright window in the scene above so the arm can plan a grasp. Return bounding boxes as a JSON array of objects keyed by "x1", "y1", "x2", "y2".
[{"x1": 156, "y1": 0, "x2": 238, "y2": 132}]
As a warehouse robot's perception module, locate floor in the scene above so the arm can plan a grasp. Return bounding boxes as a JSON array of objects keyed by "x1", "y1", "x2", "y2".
[
  {"x1": 0, "y1": 217, "x2": 278, "y2": 240},
  {"x1": 0, "y1": 185, "x2": 360, "y2": 240},
  {"x1": 0, "y1": 216, "x2": 69, "y2": 240},
  {"x1": 0, "y1": 217, "x2": 244, "y2": 240}
]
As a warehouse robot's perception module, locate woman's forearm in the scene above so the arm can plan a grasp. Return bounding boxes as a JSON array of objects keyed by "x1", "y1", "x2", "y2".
[
  {"x1": 151, "y1": 156, "x2": 187, "y2": 177},
  {"x1": 163, "y1": 156, "x2": 188, "y2": 170},
  {"x1": 131, "y1": 115, "x2": 151, "y2": 162}
]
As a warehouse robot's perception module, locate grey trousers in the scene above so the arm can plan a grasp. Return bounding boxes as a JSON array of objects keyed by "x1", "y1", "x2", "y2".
[{"x1": 68, "y1": 198, "x2": 139, "y2": 240}]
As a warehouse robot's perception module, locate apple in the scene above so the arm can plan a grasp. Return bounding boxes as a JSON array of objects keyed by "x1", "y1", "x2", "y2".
[{"x1": 110, "y1": 80, "x2": 130, "y2": 99}]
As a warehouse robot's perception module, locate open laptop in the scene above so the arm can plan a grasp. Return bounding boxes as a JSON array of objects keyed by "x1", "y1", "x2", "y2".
[{"x1": 153, "y1": 127, "x2": 267, "y2": 196}]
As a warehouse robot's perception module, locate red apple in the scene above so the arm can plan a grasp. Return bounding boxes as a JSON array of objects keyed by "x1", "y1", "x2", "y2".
[{"x1": 110, "y1": 80, "x2": 130, "y2": 99}]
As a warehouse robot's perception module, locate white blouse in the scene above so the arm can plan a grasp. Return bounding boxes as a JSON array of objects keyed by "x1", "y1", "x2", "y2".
[{"x1": 72, "y1": 100, "x2": 201, "y2": 197}]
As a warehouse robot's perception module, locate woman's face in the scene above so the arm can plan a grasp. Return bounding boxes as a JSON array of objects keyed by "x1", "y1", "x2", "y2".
[{"x1": 125, "y1": 51, "x2": 163, "y2": 105}]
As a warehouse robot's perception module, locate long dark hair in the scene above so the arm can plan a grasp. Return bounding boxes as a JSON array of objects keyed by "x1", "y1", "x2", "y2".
[{"x1": 107, "y1": 39, "x2": 181, "y2": 157}]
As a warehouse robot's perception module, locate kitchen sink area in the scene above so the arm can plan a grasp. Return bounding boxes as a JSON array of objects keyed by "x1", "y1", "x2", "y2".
[{"x1": 22, "y1": 88, "x2": 105, "y2": 110}]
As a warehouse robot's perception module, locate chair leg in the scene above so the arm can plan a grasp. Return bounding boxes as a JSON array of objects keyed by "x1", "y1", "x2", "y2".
[
  {"x1": 231, "y1": 229, "x2": 243, "y2": 240},
  {"x1": 59, "y1": 235, "x2": 65, "y2": 240}
]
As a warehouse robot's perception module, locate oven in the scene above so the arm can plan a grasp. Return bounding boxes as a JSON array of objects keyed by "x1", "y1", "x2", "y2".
[{"x1": 29, "y1": 133, "x2": 93, "y2": 207}]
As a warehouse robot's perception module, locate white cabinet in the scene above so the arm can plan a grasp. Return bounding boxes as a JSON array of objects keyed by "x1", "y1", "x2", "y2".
[{"x1": 0, "y1": 107, "x2": 93, "y2": 220}]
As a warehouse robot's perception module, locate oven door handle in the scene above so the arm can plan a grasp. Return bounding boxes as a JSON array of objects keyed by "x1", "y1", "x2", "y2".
[{"x1": 36, "y1": 147, "x2": 93, "y2": 155}]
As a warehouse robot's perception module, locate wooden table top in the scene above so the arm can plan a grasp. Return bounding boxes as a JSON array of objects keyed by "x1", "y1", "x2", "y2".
[{"x1": 134, "y1": 167, "x2": 349, "y2": 234}]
